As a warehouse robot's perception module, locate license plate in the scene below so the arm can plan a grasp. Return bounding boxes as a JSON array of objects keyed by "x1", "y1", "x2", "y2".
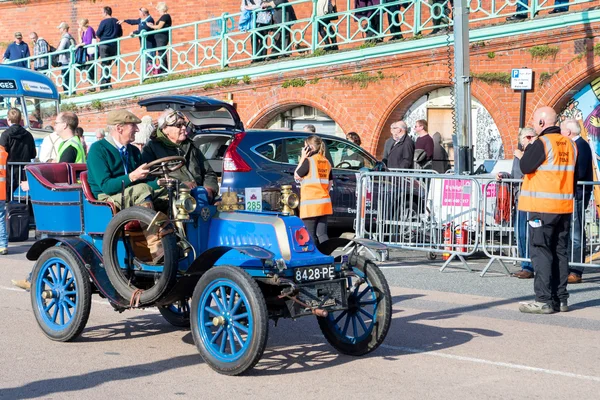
[{"x1": 294, "y1": 265, "x2": 335, "y2": 283}]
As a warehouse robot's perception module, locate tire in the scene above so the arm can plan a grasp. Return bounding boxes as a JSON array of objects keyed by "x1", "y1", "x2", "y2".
[
  {"x1": 191, "y1": 266, "x2": 268, "y2": 376},
  {"x1": 30, "y1": 246, "x2": 92, "y2": 342},
  {"x1": 158, "y1": 299, "x2": 190, "y2": 328},
  {"x1": 103, "y1": 206, "x2": 179, "y2": 306},
  {"x1": 318, "y1": 256, "x2": 391, "y2": 356}
]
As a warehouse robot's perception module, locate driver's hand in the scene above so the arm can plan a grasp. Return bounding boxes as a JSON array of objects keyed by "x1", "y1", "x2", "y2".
[
  {"x1": 129, "y1": 163, "x2": 150, "y2": 182},
  {"x1": 183, "y1": 181, "x2": 198, "y2": 189}
]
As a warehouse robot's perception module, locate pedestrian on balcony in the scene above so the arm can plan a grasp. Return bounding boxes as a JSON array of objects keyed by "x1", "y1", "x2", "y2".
[
  {"x1": 354, "y1": 0, "x2": 381, "y2": 43},
  {"x1": 518, "y1": 106, "x2": 577, "y2": 314},
  {"x1": 146, "y1": 2, "x2": 172, "y2": 74},
  {"x1": 29, "y1": 32, "x2": 50, "y2": 72},
  {"x1": 77, "y1": 19, "x2": 97, "y2": 91},
  {"x1": 382, "y1": 120, "x2": 414, "y2": 169},
  {"x1": 96, "y1": 6, "x2": 123, "y2": 90},
  {"x1": 430, "y1": 0, "x2": 452, "y2": 34},
  {"x1": 2, "y1": 32, "x2": 30, "y2": 69},
  {"x1": 382, "y1": 0, "x2": 407, "y2": 41},
  {"x1": 241, "y1": 0, "x2": 268, "y2": 62},
  {"x1": 260, "y1": 0, "x2": 297, "y2": 59},
  {"x1": 316, "y1": 0, "x2": 339, "y2": 51},
  {"x1": 56, "y1": 22, "x2": 76, "y2": 94},
  {"x1": 561, "y1": 118, "x2": 593, "y2": 284},
  {"x1": 294, "y1": 135, "x2": 333, "y2": 244},
  {"x1": 118, "y1": 7, "x2": 156, "y2": 75}
]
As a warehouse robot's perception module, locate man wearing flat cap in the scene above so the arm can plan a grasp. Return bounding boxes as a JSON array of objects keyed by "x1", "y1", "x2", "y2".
[
  {"x1": 87, "y1": 109, "x2": 162, "y2": 209},
  {"x1": 3, "y1": 32, "x2": 30, "y2": 68}
]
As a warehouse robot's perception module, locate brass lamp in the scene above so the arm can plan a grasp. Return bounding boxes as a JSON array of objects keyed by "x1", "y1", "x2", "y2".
[{"x1": 280, "y1": 185, "x2": 299, "y2": 215}]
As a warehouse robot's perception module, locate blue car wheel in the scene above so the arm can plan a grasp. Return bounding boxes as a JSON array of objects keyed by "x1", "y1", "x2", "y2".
[
  {"x1": 158, "y1": 299, "x2": 191, "y2": 328},
  {"x1": 30, "y1": 246, "x2": 92, "y2": 342},
  {"x1": 318, "y1": 257, "x2": 391, "y2": 355},
  {"x1": 191, "y1": 266, "x2": 268, "y2": 375}
]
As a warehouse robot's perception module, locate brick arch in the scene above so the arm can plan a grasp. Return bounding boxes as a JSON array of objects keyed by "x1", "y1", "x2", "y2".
[
  {"x1": 364, "y1": 66, "x2": 512, "y2": 157},
  {"x1": 244, "y1": 87, "x2": 354, "y2": 133},
  {"x1": 531, "y1": 53, "x2": 600, "y2": 113}
]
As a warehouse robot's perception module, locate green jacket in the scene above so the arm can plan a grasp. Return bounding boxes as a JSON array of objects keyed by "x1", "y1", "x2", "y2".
[{"x1": 87, "y1": 137, "x2": 159, "y2": 197}]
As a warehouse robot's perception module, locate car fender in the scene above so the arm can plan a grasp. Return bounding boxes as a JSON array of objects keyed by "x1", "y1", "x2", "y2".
[
  {"x1": 185, "y1": 245, "x2": 276, "y2": 276},
  {"x1": 317, "y1": 237, "x2": 388, "y2": 256},
  {"x1": 26, "y1": 237, "x2": 131, "y2": 308}
]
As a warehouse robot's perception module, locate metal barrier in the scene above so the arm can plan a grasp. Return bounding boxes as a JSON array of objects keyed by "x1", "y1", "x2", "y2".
[
  {"x1": 356, "y1": 170, "x2": 483, "y2": 272},
  {"x1": 6, "y1": 162, "x2": 36, "y2": 203}
]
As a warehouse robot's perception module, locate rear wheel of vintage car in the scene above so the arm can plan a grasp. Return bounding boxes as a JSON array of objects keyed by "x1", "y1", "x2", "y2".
[
  {"x1": 318, "y1": 256, "x2": 391, "y2": 356},
  {"x1": 191, "y1": 266, "x2": 268, "y2": 376},
  {"x1": 158, "y1": 299, "x2": 190, "y2": 328},
  {"x1": 30, "y1": 246, "x2": 92, "y2": 342},
  {"x1": 103, "y1": 206, "x2": 179, "y2": 306}
]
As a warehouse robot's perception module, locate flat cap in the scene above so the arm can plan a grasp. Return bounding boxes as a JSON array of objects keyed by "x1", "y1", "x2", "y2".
[
  {"x1": 14, "y1": 32, "x2": 22, "y2": 38},
  {"x1": 107, "y1": 109, "x2": 142, "y2": 125}
]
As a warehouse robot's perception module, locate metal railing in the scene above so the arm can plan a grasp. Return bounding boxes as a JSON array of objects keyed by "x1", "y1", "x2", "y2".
[
  {"x1": 5, "y1": 0, "x2": 595, "y2": 94},
  {"x1": 356, "y1": 170, "x2": 483, "y2": 272},
  {"x1": 356, "y1": 169, "x2": 600, "y2": 276}
]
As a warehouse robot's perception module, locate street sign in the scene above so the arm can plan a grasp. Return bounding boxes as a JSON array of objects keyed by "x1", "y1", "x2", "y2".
[{"x1": 511, "y1": 68, "x2": 533, "y2": 90}]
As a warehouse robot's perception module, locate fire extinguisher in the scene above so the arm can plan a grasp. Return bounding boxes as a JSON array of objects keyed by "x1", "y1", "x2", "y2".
[
  {"x1": 443, "y1": 223, "x2": 453, "y2": 261},
  {"x1": 454, "y1": 223, "x2": 468, "y2": 253}
]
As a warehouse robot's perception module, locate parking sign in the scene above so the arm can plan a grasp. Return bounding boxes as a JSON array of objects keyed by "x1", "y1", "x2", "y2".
[{"x1": 511, "y1": 68, "x2": 533, "y2": 90}]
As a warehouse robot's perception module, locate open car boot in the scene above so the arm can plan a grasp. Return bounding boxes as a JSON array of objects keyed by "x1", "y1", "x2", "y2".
[{"x1": 143, "y1": 211, "x2": 175, "y2": 264}]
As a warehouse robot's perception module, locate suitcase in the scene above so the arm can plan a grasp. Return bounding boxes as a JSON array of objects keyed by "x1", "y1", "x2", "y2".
[{"x1": 6, "y1": 202, "x2": 30, "y2": 242}]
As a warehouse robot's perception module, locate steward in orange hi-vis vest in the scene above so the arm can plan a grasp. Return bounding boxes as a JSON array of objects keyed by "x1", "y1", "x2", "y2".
[
  {"x1": 518, "y1": 133, "x2": 577, "y2": 214},
  {"x1": 0, "y1": 146, "x2": 7, "y2": 202},
  {"x1": 299, "y1": 153, "x2": 333, "y2": 219}
]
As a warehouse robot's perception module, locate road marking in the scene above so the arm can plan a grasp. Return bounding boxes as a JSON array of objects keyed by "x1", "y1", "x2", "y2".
[
  {"x1": 0, "y1": 285, "x2": 24, "y2": 292},
  {"x1": 380, "y1": 344, "x2": 600, "y2": 382}
]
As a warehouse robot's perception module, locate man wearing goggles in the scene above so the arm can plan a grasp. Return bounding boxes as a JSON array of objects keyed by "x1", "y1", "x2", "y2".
[{"x1": 141, "y1": 108, "x2": 218, "y2": 201}]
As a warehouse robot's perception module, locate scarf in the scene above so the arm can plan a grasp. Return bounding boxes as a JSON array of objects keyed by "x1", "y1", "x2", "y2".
[{"x1": 156, "y1": 128, "x2": 179, "y2": 149}]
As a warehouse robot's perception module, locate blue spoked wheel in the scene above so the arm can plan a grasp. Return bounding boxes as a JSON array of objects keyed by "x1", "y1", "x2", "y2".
[
  {"x1": 318, "y1": 257, "x2": 391, "y2": 355},
  {"x1": 30, "y1": 246, "x2": 92, "y2": 342},
  {"x1": 191, "y1": 266, "x2": 268, "y2": 375},
  {"x1": 158, "y1": 299, "x2": 191, "y2": 328}
]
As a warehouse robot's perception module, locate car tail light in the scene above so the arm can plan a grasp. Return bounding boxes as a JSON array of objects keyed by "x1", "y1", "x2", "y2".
[
  {"x1": 295, "y1": 227, "x2": 310, "y2": 246},
  {"x1": 223, "y1": 132, "x2": 252, "y2": 172}
]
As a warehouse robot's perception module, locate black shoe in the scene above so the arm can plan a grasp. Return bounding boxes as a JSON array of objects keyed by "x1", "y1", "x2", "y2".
[
  {"x1": 552, "y1": 300, "x2": 568, "y2": 312},
  {"x1": 549, "y1": 9, "x2": 567, "y2": 14},
  {"x1": 506, "y1": 14, "x2": 527, "y2": 21},
  {"x1": 389, "y1": 35, "x2": 403, "y2": 41}
]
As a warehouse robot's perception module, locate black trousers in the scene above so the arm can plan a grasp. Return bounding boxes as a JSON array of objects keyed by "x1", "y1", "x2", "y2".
[
  {"x1": 383, "y1": 1, "x2": 404, "y2": 39},
  {"x1": 318, "y1": 21, "x2": 338, "y2": 50},
  {"x1": 303, "y1": 215, "x2": 329, "y2": 245},
  {"x1": 253, "y1": 23, "x2": 271, "y2": 61},
  {"x1": 528, "y1": 212, "x2": 571, "y2": 304},
  {"x1": 98, "y1": 43, "x2": 117, "y2": 86}
]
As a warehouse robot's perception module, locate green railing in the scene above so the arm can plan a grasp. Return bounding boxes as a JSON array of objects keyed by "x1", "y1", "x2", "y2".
[{"x1": 5, "y1": 0, "x2": 594, "y2": 95}]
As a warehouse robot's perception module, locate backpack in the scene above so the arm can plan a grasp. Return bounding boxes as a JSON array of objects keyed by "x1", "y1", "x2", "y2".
[{"x1": 48, "y1": 44, "x2": 60, "y2": 68}]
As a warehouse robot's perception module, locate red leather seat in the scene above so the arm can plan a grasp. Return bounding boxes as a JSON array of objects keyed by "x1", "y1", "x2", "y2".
[
  {"x1": 26, "y1": 163, "x2": 72, "y2": 189},
  {"x1": 80, "y1": 171, "x2": 117, "y2": 215}
]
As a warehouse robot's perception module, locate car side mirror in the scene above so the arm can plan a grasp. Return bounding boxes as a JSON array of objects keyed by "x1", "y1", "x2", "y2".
[{"x1": 372, "y1": 161, "x2": 387, "y2": 172}]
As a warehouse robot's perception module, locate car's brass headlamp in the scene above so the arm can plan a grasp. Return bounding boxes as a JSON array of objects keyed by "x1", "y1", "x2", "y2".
[
  {"x1": 174, "y1": 187, "x2": 197, "y2": 220},
  {"x1": 280, "y1": 185, "x2": 299, "y2": 215}
]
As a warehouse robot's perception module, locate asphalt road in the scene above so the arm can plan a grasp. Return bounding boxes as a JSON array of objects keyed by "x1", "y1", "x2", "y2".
[{"x1": 1, "y1": 240, "x2": 600, "y2": 399}]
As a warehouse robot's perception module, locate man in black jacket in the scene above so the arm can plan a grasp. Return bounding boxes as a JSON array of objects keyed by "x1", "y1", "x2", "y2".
[
  {"x1": 261, "y1": 0, "x2": 297, "y2": 58},
  {"x1": 382, "y1": 120, "x2": 414, "y2": 169},
  {"x1": 118, "y1": 7, "x2": 156, "y2": 72},
  {"x1": 561, "y1": 118, "x2": 593, "y2": 283},
  {"x1": 0, "y1": 108, "x2": 36, "y2": 199}
]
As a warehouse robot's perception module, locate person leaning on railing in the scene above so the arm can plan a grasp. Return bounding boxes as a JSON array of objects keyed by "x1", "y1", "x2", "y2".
[
  {"x1": 260, "y1": 0, "x2": 297, "y2": 59},
  {"x1": 77, "y1": 19, "x2": 97, "y2": 92},
  {"x1": 146, "y1": 2, "x2": 172, "y2": 74},
  {"x1": 56, "y1": 22, "x2": 76, "y2": 94},
  {"x1": 118, "y1": 7, "x2": 157, "y2": 75}
]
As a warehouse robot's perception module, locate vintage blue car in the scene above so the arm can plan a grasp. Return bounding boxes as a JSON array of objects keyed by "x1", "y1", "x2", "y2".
[{"x1": 24, "y1": 96, "x2": 392, "y2": 375}]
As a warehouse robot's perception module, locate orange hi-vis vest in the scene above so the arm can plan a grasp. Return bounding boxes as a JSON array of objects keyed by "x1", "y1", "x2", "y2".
[
  {"x1": 518, "y1": 133, "x2": 577, "y2": 214},
  {"x1": 300, "y1": 153, "x2": 333, "y2": 219},
  {"x1": 0, "y1": 146, "x2": 7, "y2": 202}
]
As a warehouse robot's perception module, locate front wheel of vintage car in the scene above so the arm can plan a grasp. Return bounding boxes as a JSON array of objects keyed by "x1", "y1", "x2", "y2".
[
  {"x1": 158, "y1": 299, "x2": 190, "y2": 328},
  {"x1": 30, "y1": 246, "x2": 92, "y2": 342},
  {"x1": 191, "y1": 266, "x2": 268, "y2": 376},
  {"x1": 318, "y1": 256, "x2": 391, "y2": 356}
]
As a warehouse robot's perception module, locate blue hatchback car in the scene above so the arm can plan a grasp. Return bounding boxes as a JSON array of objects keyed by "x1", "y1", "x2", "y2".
[{"x1": 139, "y1": 96, "x2": 420, "y2": 232}]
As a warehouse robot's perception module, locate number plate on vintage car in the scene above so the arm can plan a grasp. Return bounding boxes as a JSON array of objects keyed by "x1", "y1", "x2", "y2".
[{"x1": 294, "y1": 265, "x2": 335, "y2": 283}]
